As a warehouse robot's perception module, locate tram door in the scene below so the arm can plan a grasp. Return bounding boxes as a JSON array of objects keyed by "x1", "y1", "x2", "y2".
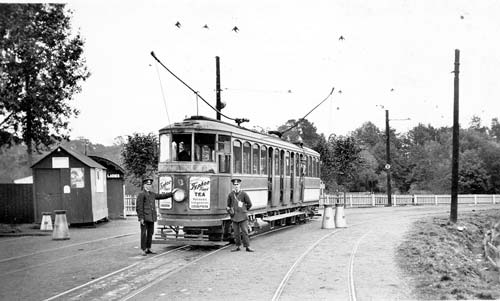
[
  {"x1": 267, "y1": 147, "x2": 273, "y2": 207},
  {"x1": 299, "y1": 154, "x2": 305, "y2": 202}
]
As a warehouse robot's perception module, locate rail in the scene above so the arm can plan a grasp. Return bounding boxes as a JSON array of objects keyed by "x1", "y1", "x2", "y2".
[{"x1": 124, "y1": 193, "x2": 499, "y2": 216}]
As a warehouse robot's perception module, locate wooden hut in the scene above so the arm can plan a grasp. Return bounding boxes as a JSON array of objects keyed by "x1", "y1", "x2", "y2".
[
  {"x1": 89, "y1": 156, "x2": 125, "y2": 219},
  {"x1": 32, "y1": 145, "x2": 108, "y2": 224}
]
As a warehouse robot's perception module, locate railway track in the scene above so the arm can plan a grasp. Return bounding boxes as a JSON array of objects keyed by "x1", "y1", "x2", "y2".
[{"x1": 1, "y1": 206, "x2": 492, "y2": 300}]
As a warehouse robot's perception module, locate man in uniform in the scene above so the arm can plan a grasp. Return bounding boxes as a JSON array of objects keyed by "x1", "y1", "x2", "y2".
[
  {"x1": 226, "y1": 178, "x2": 254, "y2": 252},
  {"x1": 136, "y1": 178, "x2": 177, "y2": 256}
]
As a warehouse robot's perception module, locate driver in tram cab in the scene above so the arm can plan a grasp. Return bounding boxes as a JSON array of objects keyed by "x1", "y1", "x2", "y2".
[
  {"x1": 226, "y1": 178, "x2": 254, "y2": 252},
  {"x1": 178, "y1": 142, "x2": 191, "y2": 161}
]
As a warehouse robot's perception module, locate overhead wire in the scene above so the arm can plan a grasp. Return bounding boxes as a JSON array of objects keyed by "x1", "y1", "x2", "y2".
[
  {"x1": 150, "y1": 51, "x2": 240, "y2": 123},
  {"x1": 280, "y1": 87, "x2": 335, "y2": 136},
  {"x1": 153, "y1": 59, "x2": 171, "y2": 127}
]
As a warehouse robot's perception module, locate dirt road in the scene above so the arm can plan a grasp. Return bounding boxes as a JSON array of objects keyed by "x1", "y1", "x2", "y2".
[{"x1": 0, "y1": 204, "x2": 494, "y2": 300}]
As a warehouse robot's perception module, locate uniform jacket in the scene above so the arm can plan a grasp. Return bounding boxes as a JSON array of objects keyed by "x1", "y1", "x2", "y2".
[
  {"x1": 136, "y1": 190, "x2": 173, "y2": 222},
  {"x1": 227, "y1": 190, "x2": 252, "y2": 222}
]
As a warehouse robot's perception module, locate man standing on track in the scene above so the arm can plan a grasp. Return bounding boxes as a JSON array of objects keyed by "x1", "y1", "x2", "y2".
[
  {"x1": 226, "y1": 178, "x2": 254, "y2": 252},
  {"x1": 136, "y1": 177, "x2": 177, "y2": 256}
]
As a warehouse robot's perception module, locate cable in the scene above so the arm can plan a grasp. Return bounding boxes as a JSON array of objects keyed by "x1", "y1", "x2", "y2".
[
  {"x1": 280, "y1": 87, "x2": 335, "y2": 136},
  {"x1": 150, "y1": 51, "x2": 244, "y2": 123},
  {"x1": 153, "y1": 60, "x2": 171, "y2": 127}
]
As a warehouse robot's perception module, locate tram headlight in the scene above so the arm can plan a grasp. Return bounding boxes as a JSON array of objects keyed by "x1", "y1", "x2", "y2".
[{"x1": 172, "y1": 188, "x2": 186, "y2": 202}]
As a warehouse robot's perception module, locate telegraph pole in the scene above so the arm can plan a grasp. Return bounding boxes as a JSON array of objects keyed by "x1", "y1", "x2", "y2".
[
  {"x1": 385, "y1": 109, "x2": 392, "y2": 206},
  {"x1": 450, "y1": 49, "x2": 460, "y2": 223},
  {"x1": 215, "y1": 56, "x2": 222, "y2": 120}
]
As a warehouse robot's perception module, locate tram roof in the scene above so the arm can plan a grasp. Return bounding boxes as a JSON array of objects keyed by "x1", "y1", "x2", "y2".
[{"x1": 160, "y1": 115, "x2": 319, "y2": 156}]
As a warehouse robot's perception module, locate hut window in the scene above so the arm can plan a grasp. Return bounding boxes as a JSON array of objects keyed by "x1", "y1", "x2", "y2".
[{"x1": 194, "y1": 133, "x2": 216, "y2": 162}]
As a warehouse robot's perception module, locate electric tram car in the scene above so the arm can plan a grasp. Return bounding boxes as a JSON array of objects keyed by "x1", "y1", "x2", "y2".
[{"x1": 153, "y1": 115, "x2": 322, "y2": 246}]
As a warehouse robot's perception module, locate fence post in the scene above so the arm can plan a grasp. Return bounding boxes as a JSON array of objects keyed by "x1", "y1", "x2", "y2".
[
  {"x1": 474, "y1": 195, "x2": 477, "y2": 205},
  {"x1": 394, "y1": 195, "x2": 397, "y2": 206},
  {"x1": 435, "y1": 195, "x2": 438, "y2": 205},
  {"x1": 349, "y1": 195, "x2": 353, "y2": 208},
  {"x1": 494, "y1": 195, "x2": 496, "y2": 204},
  {"x1": 371, "y1": 194, "x2": 375, "y2": 207},
  {"x1": 414, "y1": 194, "x2": 418, "y2": 205}
]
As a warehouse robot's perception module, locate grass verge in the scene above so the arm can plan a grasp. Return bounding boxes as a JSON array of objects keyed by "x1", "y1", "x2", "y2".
[{"x1": 397, "y1": 208, "x2": 500, "y2": 300}]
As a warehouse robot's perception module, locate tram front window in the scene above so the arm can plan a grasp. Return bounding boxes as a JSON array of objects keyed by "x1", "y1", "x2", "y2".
[
  {"x1": 172, "y1": 133, "x2": 192, "y2": 161},
  {"x1": 194, "y1": 133, "x2": 216, "y2": 162}
]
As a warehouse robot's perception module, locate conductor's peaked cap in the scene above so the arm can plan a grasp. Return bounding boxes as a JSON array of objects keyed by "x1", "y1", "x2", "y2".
[
  {"x1": 231, "y1": 178, "x2": 242, "y2": 184},
  {"x1": 143, "y1": 178, "x2": 153, "y2": 185}
]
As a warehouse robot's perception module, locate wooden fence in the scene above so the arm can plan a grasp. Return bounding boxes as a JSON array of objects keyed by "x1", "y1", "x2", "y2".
[
  {"x1": 0, "y1": 184, "x2": 34, "y2": 223},
  {"x1": 125, "y1": 194, "x2": 136, "y2": 216},
  {"x1": 123, "y1": 193, "x2": 500, "y2": 216},
  {"x1": 320, "y1": 194, "x2": 499, "y2": 207}
]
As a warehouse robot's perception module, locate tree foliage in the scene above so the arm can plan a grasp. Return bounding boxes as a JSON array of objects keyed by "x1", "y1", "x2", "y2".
[
  {"x1": 0, "y1": 4, "x2": 90, "y2": 164},
  {"x1": 121, "y1": 133, "x2": 158, "y2": 188}
]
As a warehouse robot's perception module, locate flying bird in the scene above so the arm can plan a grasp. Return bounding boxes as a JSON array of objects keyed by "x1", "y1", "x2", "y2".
[
  {"x1": 175, "y1": 21, "x2": 181, "y2": 28},
  {"x1": 232, "y1": 26, "x2": 239, "y2": 33},
  {"x1": 203, "y1": 24, "x2": 209, "y2": 29},
  {"x1": 460, "y1": 15, "x2": 464, "y2": 19},
  {"x1": 390, "y1": 88, "x2": 394, "y2": 92},
  {"x1": 338, "y1": 90, "x2": 342, "y2": 94},
  {"x1": 339, "y1": 35, "x2": 345, "y2": 40}
]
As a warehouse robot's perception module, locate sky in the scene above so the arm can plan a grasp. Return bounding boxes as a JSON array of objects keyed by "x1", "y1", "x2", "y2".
[{"x1": 61, "y1": 0, "x2": 500, "y2": 145}]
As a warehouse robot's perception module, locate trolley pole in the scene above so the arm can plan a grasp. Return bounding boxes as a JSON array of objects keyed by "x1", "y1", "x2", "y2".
[
  {"x1": 386, "y1": 109, "x2": 392, "y2": 206},
  {"x1": 215, "y1": 56, "x2": 222, "y2": 120},
  {"x1": 450, "y1": 49, "x2": 460, "y2": 223}
]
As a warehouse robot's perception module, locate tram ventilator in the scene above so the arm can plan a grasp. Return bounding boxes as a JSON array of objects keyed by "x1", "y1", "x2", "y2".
[{"x1": 52, "y1": 210, "x2": 70, "y2": 240}]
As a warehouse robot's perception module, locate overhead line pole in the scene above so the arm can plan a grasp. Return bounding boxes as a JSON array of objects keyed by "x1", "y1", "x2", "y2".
[
  {"x1": 451, "y1": 49, "x2": 460, "y2": 223},
  {"x1": 385, "y1": 109, "x2": 392, "y2": 206},
  {"x1": 216, "y1": 56, "x2": 222, "y2": 120}
]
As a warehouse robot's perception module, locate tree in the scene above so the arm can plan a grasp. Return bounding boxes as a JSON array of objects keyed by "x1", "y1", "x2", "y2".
[
  {"x1": 0, "y1": 4, "x2": 90, "y2": 165},
  {"x1": 121, "y1": 133, "x2": 158, "y2": 188},
  {"x1": 490, "y1": 118, "x2": 500, "y2": 142},
  {"x1": 329, "y1": 135, "x2": 364, "y2": 190},
  {"x1": 277, "y1": 119, "x2": 321, "y2": 148}
]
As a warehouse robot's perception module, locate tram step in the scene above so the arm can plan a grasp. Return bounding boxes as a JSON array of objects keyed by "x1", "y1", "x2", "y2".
[{"x1": 262, "y1": 211, "x2": 306, "y2": 222}]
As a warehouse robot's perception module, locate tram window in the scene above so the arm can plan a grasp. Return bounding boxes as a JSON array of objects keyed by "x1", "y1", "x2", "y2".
[
  {"x1": 312, "y1": 157, "x2": 315, "y2": 177},
  {"x1": 285, "y1": 151, "x2": 290, "y2": 176},
  {"x1": 252, "y1": 144, "x2": 259, "y2": 174},
  {"x1": 217, "y1": 135, "x2": 231, "y2": 173},
  {"x1": 159, "y1": 134, "x2": 171, "y2": 162},
  {"x1": 307, "y1": 156, "x2": 312, "y2": 177},
  {"x1": 243, "y1": 142, "x2": 251, "y2": 174},
  {"x1": 274, "y1": 150, "x2": 280, "y2": 175},
  {"x1": 194, "y1": 133, "x2": 215, "y2": 162},
  {"x1": 296, "y1": 154, "x2": 300, "y2": 176},
  {"x1": 172, "y1": 134, "x2": 192, "y2": 162},
  {"x1": 233, "y1": 140, "x2": 242, "y2": 174},
  {"x1": 260, "y1": 146, "x2": 267, "y2": 174}
]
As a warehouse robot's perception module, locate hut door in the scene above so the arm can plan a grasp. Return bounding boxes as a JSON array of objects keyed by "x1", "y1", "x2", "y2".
[{"x1": 36, "y1": 169, "x2": 62, "y2": 217}]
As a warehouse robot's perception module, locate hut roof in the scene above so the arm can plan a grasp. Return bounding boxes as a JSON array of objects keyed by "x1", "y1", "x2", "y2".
[{"x1": 32, "y1": 145, "x2": 105, "y2": 169}]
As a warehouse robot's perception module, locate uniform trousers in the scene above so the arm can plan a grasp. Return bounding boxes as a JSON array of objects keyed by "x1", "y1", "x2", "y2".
[
  {"x1": 140, "y1": 221, "x2": 155, "y2": 250},
  {"x1": 232, "y1": 219, "x2": 250, "y2": 248}
]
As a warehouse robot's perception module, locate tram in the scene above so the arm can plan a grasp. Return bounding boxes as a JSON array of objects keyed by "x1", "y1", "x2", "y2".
[{"x1": 153, "y1": 115, "x2": 322, "y2": 246}]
